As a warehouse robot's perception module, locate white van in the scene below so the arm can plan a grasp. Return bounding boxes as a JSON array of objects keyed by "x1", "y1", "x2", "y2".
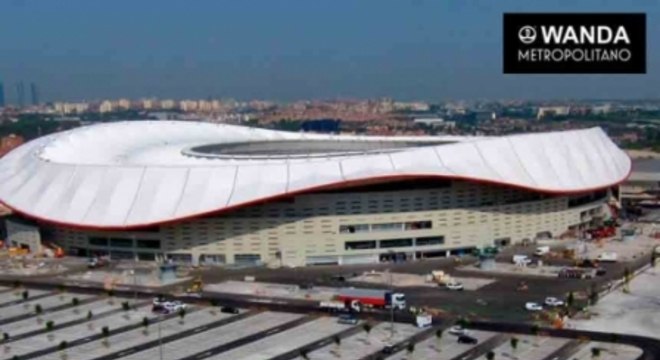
[
  {"x1": 534, "y1": 246, "x2": 550, "y2": 256},
  {"x1": 512, "y1": 254, "x2": 531, "y2": 265}
]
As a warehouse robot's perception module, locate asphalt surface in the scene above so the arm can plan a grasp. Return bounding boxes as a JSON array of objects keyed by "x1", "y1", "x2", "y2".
[
  {"x1": 540, "y1": 339, "x2": 585, "y2": 360},
  {"x1": 90, "y1": 310, "x2": 259, "y2": 360}
]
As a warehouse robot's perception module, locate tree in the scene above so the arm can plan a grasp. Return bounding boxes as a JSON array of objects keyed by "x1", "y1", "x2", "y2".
[
  {"x1": 457, "y1": 317, "x2": 469, "y2": 328},
  {"x1": 22, "y1": 290, "x2": 29, "y2": 301},
  {"x1": 101, "y1": 326, "x2": 110, "y2": 347},
  {"x1": 623, "y1": 267, "x2": 632, "y2": 293},
  {"x1": 589, "y1": 283, "x2": 599, "y2": 306},
  {"x1": 486, "y1": 350, "x2": 495, "y2": 360},
  {"x1": 531, "y1": 324, "x2": 540, "y2": 335},
  {"x1": 121, "y1": 302, "x2": 131, "y2": 311},
  {"x1": 71, "y1": 298, "x2": 80, "y2": 307},
  {"x1": 35, "y1": 304, "x2": 43, "y2": 315},
  {"x1": 178, "y1": 308, "x2": 186, "y2": 324},
  {"x1": 12, "y1": 280, "x2": 21, "y2": 288},
  {"x1": 58, "y1": 341, "x2": 68, "y2": 351},
  {"x1": 591, "y1": 347, "x2": 601, "y2": 358},
  {"x1": 46, "y1": 320, "x2": 55, "y2": 332},
  {"x1": 142, "y1": 317, "x2": 150, "y2": 335},
  {"x1": 362, "y1": 323, "x2": 372, "y2": 335},
  {"x1": 3, "y1": 333, "x2": 9, "y2": 342},
  {"x1": 300, "y1": 349, "x2": 309, "y2": 360},
  {"x1": 652, "y1": 251, "x2": 657, "y2": 268},
  {"x1": 407, "y1": 342, "x2": 415, "y2": 354},
  {"x1": 87, "y1": 311, "x2": 93, "y2": 321},
  {"x1": 333, "y1": 335, "x2": 341, "y2": 347},
  {"x1": 510, "y1": 337, "x2": 519, "y2": 351},
  {"x1": 566, "y1": 291, "x2": 575, "y2": 309}
]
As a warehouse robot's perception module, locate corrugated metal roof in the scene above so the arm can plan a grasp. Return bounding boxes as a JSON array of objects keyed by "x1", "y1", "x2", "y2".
[{"x1": 0, "y1": 121, "x2": 631, "y2": 229}]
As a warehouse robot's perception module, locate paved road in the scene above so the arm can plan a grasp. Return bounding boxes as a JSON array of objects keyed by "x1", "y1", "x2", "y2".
[
  {"x1": 540, "y1": 340, "x2": 586, "y2": 360},
  {"x1": 268, "y1": 324, "x2": 364, "y2": 360},
  {"x1": 1, "y1": 274, "x2": 659, "y2": 359},
  {"x1": 358, "y1": 326, "x2": 437, "y2": 360},
  {"x1": 89, "y1": 310, "x2": 259, "y2": 360},
  {"x1": 446, "y1": 333, "x2": 509, "y2": 360},
  {"x1": 179, "y1": 315, "x2": 316, "y2": 360},
  {"x1": 14, "y1": 303, "x2": 172, "y2": 360}
]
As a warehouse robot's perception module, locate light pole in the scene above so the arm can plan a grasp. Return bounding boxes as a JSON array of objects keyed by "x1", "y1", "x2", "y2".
[
  {"x1": 158, "y1": 316, "x2": 163, "y2": 360},
  {"x1": 387, "y1": 250, "x2": 395, "y2": 341}
]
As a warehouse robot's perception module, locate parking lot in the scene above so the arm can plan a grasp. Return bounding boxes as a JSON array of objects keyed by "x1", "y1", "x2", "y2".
[{"x1": 0, "y1": 286, "x2": 646, "y2": 360}]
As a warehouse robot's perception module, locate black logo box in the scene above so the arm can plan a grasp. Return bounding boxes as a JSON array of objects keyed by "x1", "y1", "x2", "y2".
[{"x1": 503, "y1": 13, "x2": 646, "y2": 74}]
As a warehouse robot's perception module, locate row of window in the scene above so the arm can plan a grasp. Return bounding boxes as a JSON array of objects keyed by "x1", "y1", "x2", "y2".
[
  {"x1": 344, "y1": 236, "x2": 445, "y2": 250},
  {"x1": 88, "y1": 237, "x2": 161, "y2": 249},
  {"x1": 339, "y1": 220, "x2": 432, "y2": 234}
]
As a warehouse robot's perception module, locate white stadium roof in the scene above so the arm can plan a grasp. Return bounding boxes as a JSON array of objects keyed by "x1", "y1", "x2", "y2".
[{"x1": 0, "y1": 121, "x2": 631, "y2": 229}]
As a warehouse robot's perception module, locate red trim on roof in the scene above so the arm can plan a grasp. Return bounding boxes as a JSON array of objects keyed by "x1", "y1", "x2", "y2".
[{"x1": 0, "y1": 164, "x2": 632, "y2": 231}]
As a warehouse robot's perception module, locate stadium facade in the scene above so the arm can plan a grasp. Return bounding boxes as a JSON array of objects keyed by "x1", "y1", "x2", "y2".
[{"x1": 0, "y1": 121, "x2": 631, "y2": 266}]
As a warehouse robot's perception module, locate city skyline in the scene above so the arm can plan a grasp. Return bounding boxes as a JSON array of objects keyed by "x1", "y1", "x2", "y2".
[{"x1": 0, "y1": 0, "x2": 657, "y2": 103}]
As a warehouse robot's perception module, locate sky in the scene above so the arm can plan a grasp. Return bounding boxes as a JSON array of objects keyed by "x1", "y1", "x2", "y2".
[{"x1": 0, "y1": 0, "x2": 657, "y2": 103}]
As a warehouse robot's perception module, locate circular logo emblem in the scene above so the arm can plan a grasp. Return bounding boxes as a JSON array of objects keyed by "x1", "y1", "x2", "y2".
[{"x1": 518, "y1": 26, "x2": 536, "y2": 45}]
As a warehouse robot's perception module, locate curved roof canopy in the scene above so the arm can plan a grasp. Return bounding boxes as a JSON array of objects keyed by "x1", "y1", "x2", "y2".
[{"x1": 0, "y1": 121, "x2": 631, "y2": 229}]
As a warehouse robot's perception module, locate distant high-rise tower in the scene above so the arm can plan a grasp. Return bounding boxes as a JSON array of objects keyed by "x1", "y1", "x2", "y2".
[
  {"x1": 0, "y1": 81, "x2": 5, "y2": 108},
  {"x1": 16, "y1": 82, "x2": 25, "y2": 108},
  {"x1": 30, "y1": 82, "x2": 39, "y2": 105}
]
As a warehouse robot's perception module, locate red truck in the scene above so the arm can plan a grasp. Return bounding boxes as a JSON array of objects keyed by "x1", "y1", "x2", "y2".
[{"x1": 336, "y1": 288, "x2": 406, "y2": 310}]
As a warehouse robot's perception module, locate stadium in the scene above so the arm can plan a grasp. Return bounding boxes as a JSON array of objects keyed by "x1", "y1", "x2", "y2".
[{"x1": 0, "y1": 121, "x2": 631, "y2": 267}]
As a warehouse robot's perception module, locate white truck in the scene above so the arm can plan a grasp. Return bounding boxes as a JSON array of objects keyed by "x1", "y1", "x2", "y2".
[
  {"x1": 415, "y1": 313, "x2": 433, "y2": 328},
  {"x1": 319, "y1": 300, "x2": 361, "y2": 313},
  {"x1": 597, "y1": 252, "x2": 618, "y2": 262},
  {"x1": 512, "y1": 254, "x2": 532, "y2": 265},
  {"x1": 534, "y1": 246, "x2": 550, "y2": 256}
]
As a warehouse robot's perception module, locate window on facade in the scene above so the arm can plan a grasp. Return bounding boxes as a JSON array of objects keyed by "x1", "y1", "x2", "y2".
[
  {"x1": 136, "y1": 239, "x2": 161, "y2": 249},
  {"x1": 380, "y1": 238, "x2": 413, "y2": 248},
  {"x1": 200, "y1": 254, "x2": 226, "y2": 264},
  {"x1": 109, "y1": 238, "x2": 133, "y2": 248},
  {"x1": 372, "y1": 222, "x2": 404, "y2": 232},
  {"x1": 235, "y1": 254, "x2": 261, "y2": 264},
  {"x1": 339, "y1": 224, "x2": 369, "y2": 234},
  {"x1": 345, "y1": 240, "x2": 377, "y2": 250},
  {"x1": 404, "y1": 221, "x2": 432, "y2": 230},
  {"x1": 110, "y1": 250, "x2": 134, "y2": 260},
  {"x1": 88, "y1": 237, "x2": 108, "y2": 246},
  {"x1": 168, "y1": 253, "x2": 192, "y2": 264},
  {"x1": 415, "y1": 236, "x2": 445, "y2": 246},
  {"x1": 137, "y1": 252, "x2": 156, "y2": 261}
]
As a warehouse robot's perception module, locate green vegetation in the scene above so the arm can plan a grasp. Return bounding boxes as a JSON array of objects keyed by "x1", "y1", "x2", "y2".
[
  {"x1": 362, "y1": 323, "x2": 372, "y2": 335},
  {"x1": 45, "y1": 320, "x2": 55, "y2": 332},
  {"x1": 510, "y1": 337, "x2": 519, "y2": 350},
  {"x1": 407, "y1": 342, "x2": 415, "y2": 354}
]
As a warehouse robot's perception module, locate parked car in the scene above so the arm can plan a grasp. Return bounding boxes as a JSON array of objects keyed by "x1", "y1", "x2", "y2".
[
  {"x1": 525, "y1": 302, "x2": 543, "y2": 311},
  {"x1": 544, "y1": 297, "x2": 564, "y2": 307},
  {"x1": 446, "y1": 282, "x2": 464, "y2": 291},
  {"x1": 381, "y1": 344, "x2": 396, "y2": 355},
  {"x1": 457, "y1": 334, "x2": 478, "y2": 344},
  {"x1": 449, "y1": 325, "x2": 469, "y2": 336},
  {"x1": 220, "y1": 306, "x2": 239, "y2": 314},
  {"x1": 163, "y1": 301, "x2": 187, "y2": 312},
  {"x1": 337, "y1": 314, "x2": 358, "y2": 325}
]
